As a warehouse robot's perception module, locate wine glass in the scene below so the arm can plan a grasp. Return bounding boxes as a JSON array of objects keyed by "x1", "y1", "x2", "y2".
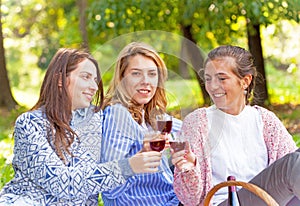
[
  {"x1": 170, "y1": 131, "x2": 189, "y2": 172},
  {"x1": 143, "y1": 130, "x2": 166, "y2": 173},
  {"x1": 155, "y1": 114, "x2": 173, "y2": 134},
  {"x1": 144, "y1": 130, "x2": 166, "y2": 152},
  {"x1": 169, "y1": 131, "x2": 186, "y2": 153}
]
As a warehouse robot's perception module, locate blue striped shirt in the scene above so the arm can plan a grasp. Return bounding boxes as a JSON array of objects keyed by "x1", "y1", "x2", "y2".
[{"x1": 101, "y1": 104, "x2": 182, "y2": 206}]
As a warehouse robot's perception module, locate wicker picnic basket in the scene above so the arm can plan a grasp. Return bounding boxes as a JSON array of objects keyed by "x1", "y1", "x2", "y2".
[{"x1": 203, "y1": 180, "x2": 279, "y2": 206}]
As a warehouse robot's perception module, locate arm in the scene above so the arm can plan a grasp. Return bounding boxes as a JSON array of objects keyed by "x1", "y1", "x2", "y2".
[
  {"x1": 258, "y1": 106, "x2": 297, "y2": 162},
  {"x1": 12, "y1": 112, "x2": 128, "y2": 200},
  {"x1": 100, "y1": 105, "x2": 144, "y2": 198},
  {"x1": 173, "y1": 109, "x2": 210, "y2": 206},
  {"x1": 101, "y1": 104, "x2": 143, "y2": 161}
]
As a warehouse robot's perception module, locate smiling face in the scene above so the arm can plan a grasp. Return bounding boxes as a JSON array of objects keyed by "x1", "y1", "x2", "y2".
[
  {"x1": 204, "y1": 57, "x2": 251, "y2": 115},
  {"x1": 67, "y1": 58, "x2": 99, "y2": 110},
  {"x1": 122, "y1": 54, "x2": 159, "y2": 106}
]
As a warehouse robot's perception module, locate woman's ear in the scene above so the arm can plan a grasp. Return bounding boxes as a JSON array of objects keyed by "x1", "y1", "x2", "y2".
[{"x1": 242, "y1": 74, "x2": 252, "y2": 89}]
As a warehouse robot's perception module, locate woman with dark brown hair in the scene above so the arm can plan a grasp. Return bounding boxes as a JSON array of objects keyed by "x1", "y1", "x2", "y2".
[
  {"x1": 172, "y1": 45, "x2": 300, "y2": 206},
  {"x1": 0, "y1": 48, "x2": 162, "y2": 205}
]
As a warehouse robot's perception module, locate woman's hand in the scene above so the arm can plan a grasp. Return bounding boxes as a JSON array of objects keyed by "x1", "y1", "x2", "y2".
[
  {"x1": 171, "y1": 141, "x2": 196, "y2": 171},
  {"x1": 129, "y1": 151, "x2": 162, "y2": 173}
]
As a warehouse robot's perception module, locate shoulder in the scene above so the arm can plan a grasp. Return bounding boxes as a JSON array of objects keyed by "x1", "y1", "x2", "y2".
[
  {"x1": 181, "y1": 107, "x2": 208, "y2": 132},
  {"x1": 102, "y1": 104, "x2": 136, "y2": 126},
  {"x1": 103, "y1": 103, "x2": 130, "y2": 115},
  {"x1": 14, "y1": 109, "x2": 47, "y2": 137},
  {"x1": 15, "y1": 109, "x2": 45, "y2": 125},
  {"x1": 252, "y1": 105, "x2": 278, "y2": 120},
  {"x1": 184, "y1": 107, "x2": 207, "y2": 122}
]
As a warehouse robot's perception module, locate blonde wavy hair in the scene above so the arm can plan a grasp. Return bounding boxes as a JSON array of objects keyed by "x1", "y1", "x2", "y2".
[{"x1": 103, "y1": 42, "x2": 168, "y2": 128}]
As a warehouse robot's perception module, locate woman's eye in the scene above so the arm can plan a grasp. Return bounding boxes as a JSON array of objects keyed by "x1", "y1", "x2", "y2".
[
  {"x1": 80, "y1": 73, "x2": 92, "y2": 80},
  {"x1": 149, "y1": 72, "x2": 157, "y2": 77},
  {"x1": 132, "y1": 71, "x2": 141, "y2": 76},
  {"x1": 82, "y1": 75, "x2": 89, "y2": 80},
  {"x1": 218, "y1": 77, "x2": 226, "y2": 81}
]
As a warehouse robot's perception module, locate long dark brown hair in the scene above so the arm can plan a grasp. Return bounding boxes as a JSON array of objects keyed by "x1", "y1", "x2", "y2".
[{"x1": 31, "y1": 48, "x2": 104, "y2": 163}]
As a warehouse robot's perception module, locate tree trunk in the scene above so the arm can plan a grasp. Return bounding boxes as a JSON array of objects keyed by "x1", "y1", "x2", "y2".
[
  {"x1": 178, "y1": 39, "x2": 189, "y2": 79},
  {"x1": 77, "y1": 0, "x2": 89, "y2": 50},
  {"x1": 247, "y1": 23, "x2": 269, "y2": 106},
  {"x1": 0, "y1": 0, "x2": 18, "y2": 110},
  {"x1": 180, "y1": 24, "x2": 210, "y2": 105}
]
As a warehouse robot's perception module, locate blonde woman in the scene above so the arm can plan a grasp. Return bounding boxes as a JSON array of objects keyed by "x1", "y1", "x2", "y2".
[{"x1": 101, "y1": 42, "x2": 182, "y2": 205}]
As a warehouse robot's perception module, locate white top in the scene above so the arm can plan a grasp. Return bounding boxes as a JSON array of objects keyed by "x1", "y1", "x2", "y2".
[{"x1": 206, "y1": 105, "x2": 268, "y2": 205}]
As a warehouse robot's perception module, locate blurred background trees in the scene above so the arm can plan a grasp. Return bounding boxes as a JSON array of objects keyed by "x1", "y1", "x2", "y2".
[{"x1": 0, "y1": 0, "x2": 299, "y2": 109}]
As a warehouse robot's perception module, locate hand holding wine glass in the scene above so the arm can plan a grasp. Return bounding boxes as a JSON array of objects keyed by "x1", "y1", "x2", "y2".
[
  {"x1": 143, "y1": 130, "x2": 166, "y2": 173},
  {"x1": 171, "y1": 131, "x2": 196, "y2": 172},
  {"x1": 170, "y1": 131, "x2": 186, "y2": 152},
  {"x1": 129, "y1": 151, "x2": 162, "y2": 173}
]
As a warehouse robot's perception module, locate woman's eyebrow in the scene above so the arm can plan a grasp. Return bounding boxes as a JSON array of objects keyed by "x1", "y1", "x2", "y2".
[{"x1": 79, "y1": 71, "x2": 92, "y2": 75}]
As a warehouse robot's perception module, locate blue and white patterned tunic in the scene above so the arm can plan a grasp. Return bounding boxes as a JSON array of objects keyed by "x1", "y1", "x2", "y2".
[
  {"x1": 0, "y1": 105, "x2": 132, "y2": 206},
  {"x1": 101, "y1": 103, "x2": 182, "y2": 206}
]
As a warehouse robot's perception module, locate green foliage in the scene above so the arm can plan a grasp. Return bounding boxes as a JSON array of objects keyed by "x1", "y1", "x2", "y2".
[
  {"x1": 0, "y1": 106, "x2": 26, "y2": 188},
  {"x1": 166, "y1": 79, "x2": 203, "y2": 113},
  {"x1": 0, "y1": 157, "x2": 14, "y2": 189},
  {"x1": 293, "y1": 134, "x2": 300, "y2": 147},
  {"x1": 0, "y1": 106, "x2": 27, "y2": 141},
  {"x1": 266, "y1": 63, "x2": 300, "y2": 105},
  {"x1": 2, "y1": 0, "x2": 83, "y2": 73},
  {"x1": 87, "y1": 0, "x2": 299, "y2": 51}
]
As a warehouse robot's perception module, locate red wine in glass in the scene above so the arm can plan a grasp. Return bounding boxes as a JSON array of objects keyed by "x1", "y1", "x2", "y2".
[
  {"x1": 169, "y1": 141, "x2": 186, "y2": 152},
  {"x1": 157, "y1": 120, "x2": 172, "y2": 134},
  {"x1": 150, "y1": 139, "x2": 166, "y2": 152}
]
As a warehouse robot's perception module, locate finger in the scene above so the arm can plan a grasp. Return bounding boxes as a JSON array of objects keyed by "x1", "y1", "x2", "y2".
[
  {"x1": 171, "y1": 155, "x2": 185, "y2": 165},
  {"x1": 142, "y1": 151, "x2": 162, "y2": 159},
  {"x1": 145, "y1": 166, "x2": 159, "y2": 173},
  {"x1": 172, "y1": 150, "x2": 185, "y2": 158},
  {"x1": 145, "y1": 161, "x2": 161, "y2": 168}
]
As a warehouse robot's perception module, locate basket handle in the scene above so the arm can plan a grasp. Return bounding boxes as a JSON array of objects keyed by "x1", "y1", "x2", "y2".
[{"x1": 203, "y1": 180, "x2": 279, "y2": 206}]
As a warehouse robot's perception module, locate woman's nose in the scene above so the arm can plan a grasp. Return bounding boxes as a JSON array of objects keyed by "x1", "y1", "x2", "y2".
[
  {"x1": 141, "y1": 74, "x2": 150, "y2": 84},
  {"x1": 89, "y1": 79, "x2": 98, "y2": 91},
  {"x1": 210, "y1": 78, "x2": 220, "y2": 89}
]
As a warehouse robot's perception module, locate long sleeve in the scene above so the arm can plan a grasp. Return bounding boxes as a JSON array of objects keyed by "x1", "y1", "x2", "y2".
[
  {"x1": 173, "y1": 108, "x2": 212, "y2": 206},
  {"x1": 101, "y1": 105, "x2": 144, "y2": 162},
  {"x1": 9, "y1": 110, "x2": 127, "y2": 201},
  {"x1": 101, "y1": 104, "x2": 179, "y2": 205},
  {"x1": 257, "y1": 106, "x2": 297, "y2": 163},
  {"x1": 100, "y1": 105, "x2": 144, "y2": 199}
]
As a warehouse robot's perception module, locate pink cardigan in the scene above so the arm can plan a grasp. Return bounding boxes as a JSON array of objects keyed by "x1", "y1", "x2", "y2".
[{"x1": 173, "y1": 105, "x2": 297, "y2": 206}]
